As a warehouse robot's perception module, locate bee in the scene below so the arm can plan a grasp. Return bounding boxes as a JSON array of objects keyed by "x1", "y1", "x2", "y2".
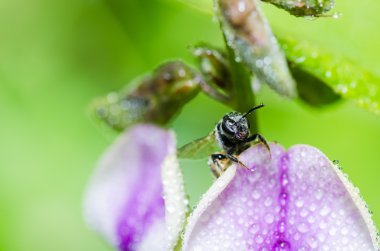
[{"x1": 178, "y1": 104, "x2": 269, "y2": 177}]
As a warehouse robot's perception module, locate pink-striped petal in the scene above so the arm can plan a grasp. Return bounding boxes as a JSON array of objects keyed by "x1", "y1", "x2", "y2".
[
  {"x1": 183, "y1": 143, "x2": 379, "y2": 251},
  {"x1": 84, "y1": 124, "x2": 186, "y2": 251}
]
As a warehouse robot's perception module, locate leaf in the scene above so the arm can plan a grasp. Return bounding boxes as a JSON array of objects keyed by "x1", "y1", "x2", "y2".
[
  {"x1": 279, "y1": 37, "x2": 380, "y2": 115},
  {"x1": 291, "y1": 65, "x2": 341, "y2": 107},
  {"x1": 173, "y1": 0, "x2": 213, "y2": 14}
]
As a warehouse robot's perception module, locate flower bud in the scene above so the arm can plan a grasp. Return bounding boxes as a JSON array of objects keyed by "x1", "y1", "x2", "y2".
[
  {"x1": 92, "y1": 61, "x2": 201, "y2": 131},
  {"x1": 215, "y1": 0, "x2": 297, "y2": 98},
  {"x1": 262, "y1": 0, "x2": 334, "y2": 17}
]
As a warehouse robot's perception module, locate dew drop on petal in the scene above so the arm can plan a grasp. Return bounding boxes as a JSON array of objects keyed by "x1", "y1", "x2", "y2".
[
  {"x1": 306, "y1": 236, "x2": 318, "y2": 249},
  {"x1": 255, "y1": 234, "x2": 264, "y2": 244},
  {"x1": 273, "y1": 239, "x2": 291, "y2": 251},
  {"x1": 264, "y1": 213, "x2": 274, "y2": 224},
  {"x1": 297, "y1": 222, "x2": 309, "y2": 233}
]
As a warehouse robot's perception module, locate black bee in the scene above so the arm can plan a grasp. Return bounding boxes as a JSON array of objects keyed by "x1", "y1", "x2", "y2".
[{"x1": 178, "y1": 104, "x2": 269, "y2": 177}]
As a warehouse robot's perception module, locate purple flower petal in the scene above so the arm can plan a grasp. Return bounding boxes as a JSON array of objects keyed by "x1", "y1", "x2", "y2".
[
  {"x1": 84, "y1": 124, "x2": 186, "y2": 251},
  {"x1": 183, "y1": 143, "x2": 379, "y2": 250}
]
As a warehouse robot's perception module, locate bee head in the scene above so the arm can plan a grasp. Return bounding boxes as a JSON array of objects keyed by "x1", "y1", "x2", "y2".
[
  {"x1": 222, "y1": 112, "x2": 250, "y2": 141},
  {"x1": 221, "y1": 104, "x2": 264, "y2": 141}
]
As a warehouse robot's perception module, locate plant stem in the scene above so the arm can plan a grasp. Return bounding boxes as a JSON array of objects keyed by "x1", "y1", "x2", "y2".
[{"x1": 225, "y1": 43, "x2": 259, "y2": 134}]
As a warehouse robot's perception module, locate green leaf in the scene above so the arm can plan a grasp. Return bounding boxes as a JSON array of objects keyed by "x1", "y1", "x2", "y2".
[
  {"x1": 291, "y1": 65, "x2": 341, "y2": 107},
  {"x1": 279, "y1": 37, "x2": 380, "y2": 115},
  {"x1": 172, "y1": 0, "x2": 213, "y2": 14}
]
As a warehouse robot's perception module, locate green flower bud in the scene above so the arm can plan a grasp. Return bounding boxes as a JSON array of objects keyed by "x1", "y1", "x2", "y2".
[
  {"x1": 91, "y1": 61, "x2": 201, "y2": 131},
  {"x1": 262, "y1": 0, "x2": 334, "y2": 17},
  {"x1": 215, "y1": 0, "x2": 297, "y2": 98}
]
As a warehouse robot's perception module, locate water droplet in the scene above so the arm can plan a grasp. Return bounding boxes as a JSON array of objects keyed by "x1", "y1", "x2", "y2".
[
  {"x1": 249, "y1": 223, "x2": 260, "y2": 234},
  {"x1": 167, "y1": 206, "x2": 175, "y2": 213},
  {"x1": 263, "y1": 56, "x2": 272, "y2": 65},
  {"x1": 336, "y1": 84, "x2": 348, "y2": 94},
  {"x1": 315, "y1": 188, "x2": 324, "y2": 200},
  {"x1": 317, "y1": 232, "x2": 326, "y2": 242},
  {"x1": 300, "y1": 208, "x2": 308, "y2": 218},
  {"x1": 297, "y1": 222, "x2": 309, "y2": 233},
  {"x1": 107, "y1": 92, "x2": 119, "y2": 103},
  {"x1": 295, "y1": 197, "x2": 304, "y2": 208},
  {"x1": 178, "y1": 68, "x2": 186, "y2": 78},
  {"x1": 265, "y1": 213, "x2": 274, "y2": 224},
  {"x1": 248, "y1": 164, "x2": 257, "y2": 172},
  {"x1": 264, "y1": 197, "x2": 272, "y2": 207},
  {"x1": 278, "y1": 221, "x2": 286, "y2": 233},
  {"x1": 307, "y1": 215, "x2": 315, "y2": 224},
  {"x1": 273, "y1": 240, "x2": 291, "y2": 251},
  {"x1": 332, "y1": 12, "x2": 342, "y2": 19},
  {"x1": 252, "y1": 190, "x2": 261, "y2": 200},
  {"x1": 306, "y1": 236, "x2": 318, "y2": 248},
  {"x1": 341, "y1": 227, "x2": 349, "y2": 235},
  {"x1": 295, "y1": 56, "x2": 306, "y2": 63},
  {"x1": 96, "y1": 107, "x2": 108, "y2": 118},
  {"x1": 319, "y1": 205, "x2": 331, "y2": 216},
  {"x1": 281, "y1": 173, "x2": 289, "y2": 187},
  {"x1": 163, "y1": 72, "x2": 173, "y2": 81},
  {"x1": 237, "y1": 0, "x2": 246, "y2": 12},
  {"x1": 255, "y1": 59, "x2": 264, "y2": 68},
  {"x1": 329, "y1": 226, "x2": 337, "y2": 236},
  {"x1": 325, "y1": 71, "x2": 332, "y2": 78},
  {"x1": 319, "y1": 220, "x2": 327, "y2": 229},
  {"x1": 279, "y1": 192, "x2": 288, "y2": 206},
  {"x1": 235, "y1": 207, "x2": 243, "y2": 215},
  {"x1": 294, "y1": 233, "x2": 300, "y2": 241},
  {"x1": 255, "y1": 234, "x2": 264, "y2": 244}
]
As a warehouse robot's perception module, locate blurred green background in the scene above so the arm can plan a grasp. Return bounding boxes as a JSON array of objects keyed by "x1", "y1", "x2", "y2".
[{"x1": 1, "y1": 0, "x2": 380, "y2": 250}]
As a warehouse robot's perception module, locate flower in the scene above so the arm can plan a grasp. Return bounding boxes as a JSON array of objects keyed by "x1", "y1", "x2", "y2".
[
  {"x1": 183, "y1": 143, "x2": 379, "y2": 251},
  {"x1": 84, "y1": 126, "x2": 379, "y2": 251},
  {"x1": 83, "y1": 124, "x2": 187, "y2": 251}
]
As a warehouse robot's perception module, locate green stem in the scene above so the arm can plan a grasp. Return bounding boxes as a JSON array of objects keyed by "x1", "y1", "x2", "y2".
[{"x1": 225, "y1": 41, "x2": 259, "y2": 134}]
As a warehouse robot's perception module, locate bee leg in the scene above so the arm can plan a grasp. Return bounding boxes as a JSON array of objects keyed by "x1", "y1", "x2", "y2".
[
  {"x1": 210, "y1": 153, "x2": 227, "y2": 177},
  {"x1": 245, "y1": 133, "x2": 270, "y2": 153},
  {"x1": 226, "y1": 154, "x2": 249, "y2": 170}
]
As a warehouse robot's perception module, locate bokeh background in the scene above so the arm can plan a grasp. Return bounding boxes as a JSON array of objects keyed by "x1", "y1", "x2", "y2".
[{"x1": 1, "y1": 0, "x2": 380, "y2": 250}]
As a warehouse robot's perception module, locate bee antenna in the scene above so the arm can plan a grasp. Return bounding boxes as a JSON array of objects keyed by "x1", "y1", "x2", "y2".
[{"x1": 241, "y1": 103, "x2": 264, "y2": 118}]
